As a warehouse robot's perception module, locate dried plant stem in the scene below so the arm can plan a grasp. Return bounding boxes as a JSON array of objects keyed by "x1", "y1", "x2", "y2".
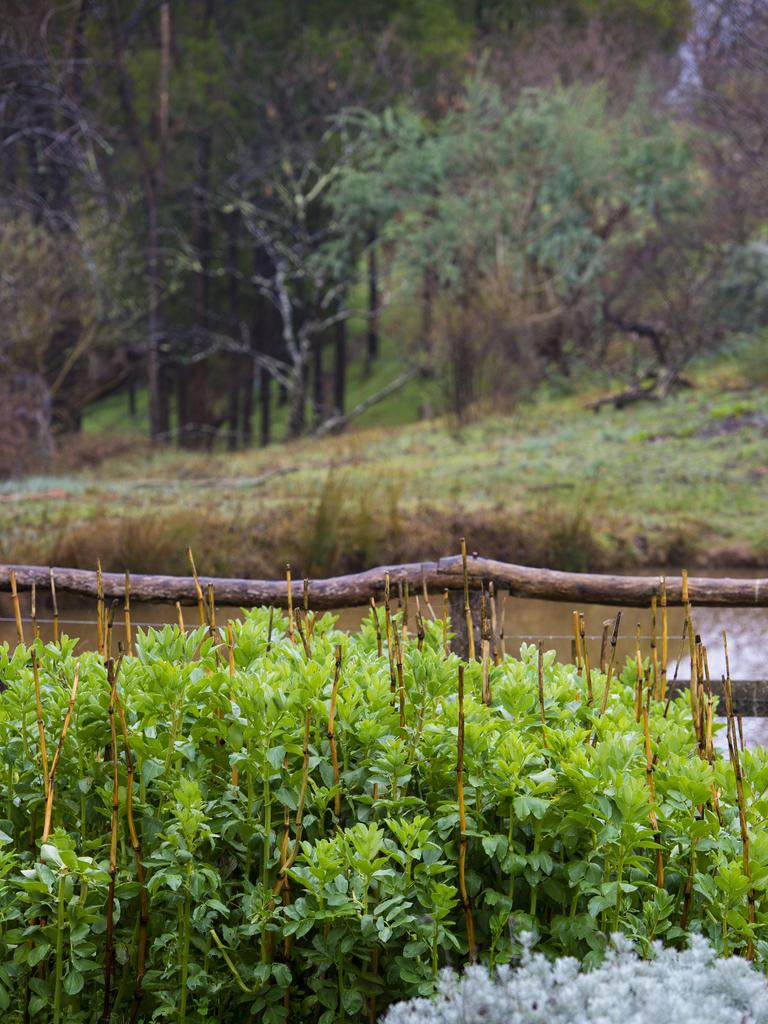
[
  {"x1": 682, "y1": 571, "x2": 700, "y2": 743},
  {"x1": 660, "y1": 577, "x2": 668, "y2": 700},
  {"x1": 106, "y1": 599, "x2": 117, "y2": 660},
  {"x1": 456, "y1": 664, "x2": 475, "y2": 962},
  {"x1": 113, "y1": 687, "x2": 149, "y2": 1024},
  {"x1": 96, "y1": 560, "x2": 105, "y2": 657},
  {"x1": 498, "y1": 588, "x2": 507, "y2": 660},
  {"x1": 480, "y1": 591, "x2": 491, "y2": 706},
  {"x1": 442, "y1": 589, "x2": 449, "y2": 657},
  {"x1": 598, "y1": 612, "x2": 622, "y2": 717},
  {"x1": 266, "y1": 607, "x2": 274, "y2": 653},
  {"x1": 460, "y1": 538, "x2": 475, "y2": 661},
  {"x1": 414, "y1": 596, "x2": 425, "y2": 652},
  {"x1": 650, "y1": 596, "x2": 659, "y2": 698},
  {"x1": 102, "y1": 659, "x2": 120, "y2": 1023},
  {"x1": 285, "y1": 564, "x2": 295, "y2": 643},
  {"x1": 599, "y1": 620, "x2": 611, "y2": 674},
  {"x1": 207, "y1": 583, "x2": 216, "y2": 633},
  {"x1": 421, "y1": 575, "x2": 436, "y2": 621},
  {"x1": 537, "y1": 643, "x2": 548, "y2": 748},
  {"x1": 384, "y1": 573, "x2": 396, "y2": 696},
  {"x1": 227, "y1": 625, "x2": 239, "y2": 787},
  {"x1": 31, "y1": 653, "x2": 49, "y2": 801},
  {"x1": 10, "y1": 569, "x2": 24, "y2": 644},
  {"x1": 49, "y1": 569, "x2": 59, "y2": 644},
  {"x1": 394, "y1": 633, "x2": 406, "y2": 731},
  {"x1": 634, "y1": 623, "x2": 644, "y2": 722},
  {"x1": 276, "y1": 705, "x2": 312, "y2": 886},
  {"x1": 402, "y1": 581, "x2": 409, "y2": 642},
  {"x1": 124, "y1": 571, "x2": 134, "y2": 656},
  {"x1": 295, "y1": 611, "x2": 312, "y2": 659},
  {"x1": 642, "y1": 708, "x2": 664, "y2": 887},
  {"x1": 30, "y1": 584, "x2": 38, "y2": 640},
  {"x1": 572, "y1": 610, "x2": 582, "y2": 674},
  {"x1": 723, "y1": 632, "x2": 755, "y2": 959},
  {"x1": 42, "y1": 665, "x2": 80, "y2": 844},
  {"x1": 579, "y1": 615, "x2": 592, "y2": 706},
  {"x1": 489, "y1": 582, "x2": 500, "y2": 666},
  {"x1": 370, "y1": 598, "x2": 383, "y2": 657},
  {"x1": 328, "y1": 646, "x2": 343, "y2": 819},
  {"x1": 175, "y1": 601, "x2": 185, "y2": 632},
  {"x1": 187, "y1": 547, "x2": 206, "y2": 626}
]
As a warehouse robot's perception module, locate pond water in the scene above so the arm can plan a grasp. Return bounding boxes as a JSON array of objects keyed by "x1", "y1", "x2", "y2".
[{"x1": 1, "y1": 567, "x2": 766, "y2": 742}]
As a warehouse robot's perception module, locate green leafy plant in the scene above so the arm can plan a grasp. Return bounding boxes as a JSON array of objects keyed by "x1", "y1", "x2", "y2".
[{"x1": 0, "y1": 608, "x2": 764, "y2": 1021}]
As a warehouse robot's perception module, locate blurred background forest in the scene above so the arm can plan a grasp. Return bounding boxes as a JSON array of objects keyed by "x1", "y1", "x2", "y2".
[{"x1": 1, "y1": 0, "x2": 767, "y2": 578}]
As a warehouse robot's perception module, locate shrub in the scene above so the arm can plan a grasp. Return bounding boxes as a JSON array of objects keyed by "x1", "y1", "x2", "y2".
[
  {"x1": 381, "y1": 935, "x2": 768, "y2": 1024},
  {"x1": 0, "y1": 612, "x2": 765, "y2": 1021}
]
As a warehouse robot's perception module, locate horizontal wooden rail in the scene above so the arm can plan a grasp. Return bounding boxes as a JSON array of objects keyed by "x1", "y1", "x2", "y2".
[{"x1": 0, "y1": 557, "x2": 767, "y2": 608}]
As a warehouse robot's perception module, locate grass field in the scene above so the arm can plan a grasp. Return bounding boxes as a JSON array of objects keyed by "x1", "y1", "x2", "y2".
[{"x1": 3, "y1": 341, "x2": 768, "y2": 579}]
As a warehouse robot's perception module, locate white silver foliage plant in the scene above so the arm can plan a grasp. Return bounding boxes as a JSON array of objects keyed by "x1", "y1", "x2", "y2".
[{"x1": 381, "y1": 935, "x2": 768, "y2": 1024}]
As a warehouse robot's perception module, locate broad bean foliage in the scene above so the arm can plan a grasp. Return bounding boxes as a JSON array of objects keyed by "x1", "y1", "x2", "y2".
[{"x1": 0, "y1": 610, "x2": 765, "y2": 1022}]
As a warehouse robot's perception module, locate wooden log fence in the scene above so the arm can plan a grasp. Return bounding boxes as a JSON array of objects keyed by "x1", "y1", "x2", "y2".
[
  {"x1": 2, "y1": 557, "x2": 768, "y2": 715},
  {"x1": 1, "y1": 557, "x2": 767, "y2": 609}
]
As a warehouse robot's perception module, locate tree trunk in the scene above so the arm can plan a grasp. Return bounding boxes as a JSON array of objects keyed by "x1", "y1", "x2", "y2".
[
  {"x1": 312, "y1": 334, "x2": 324, "y2": 428},
  {"x1": 241, "y1": 357, "x2": 255, "y2": 447},
  {"x1": 147, "y1": 192, "x2": 164, "y2": 440},
  {"x1": 333, "y1": 317, "x2": 346, "y2": 416},
  {"x1": 366, "y1": 232, "x2": 379, "y2": 365},
  {"x1": 286, "y1": 362, "x2": 307, "y2": 439},
  {"x1": 181, "y1": 130, "x2": 213, "y2": 450},
  {"x1": 259, "y1": 364, "x2": 271, "y2": 446},
  {"x1": 226, "y1": 213, "x2": 241, "y2": 451}
]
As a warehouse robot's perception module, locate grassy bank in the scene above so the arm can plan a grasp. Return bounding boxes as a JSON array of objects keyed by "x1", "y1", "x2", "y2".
[{"x1": 2, "y1": 350, "x2": 767, "y2": 578}]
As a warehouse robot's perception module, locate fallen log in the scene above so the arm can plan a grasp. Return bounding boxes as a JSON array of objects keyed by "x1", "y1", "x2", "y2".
[{"x1": 0, "y1": 557, "x2": 767, "y2": 609}]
